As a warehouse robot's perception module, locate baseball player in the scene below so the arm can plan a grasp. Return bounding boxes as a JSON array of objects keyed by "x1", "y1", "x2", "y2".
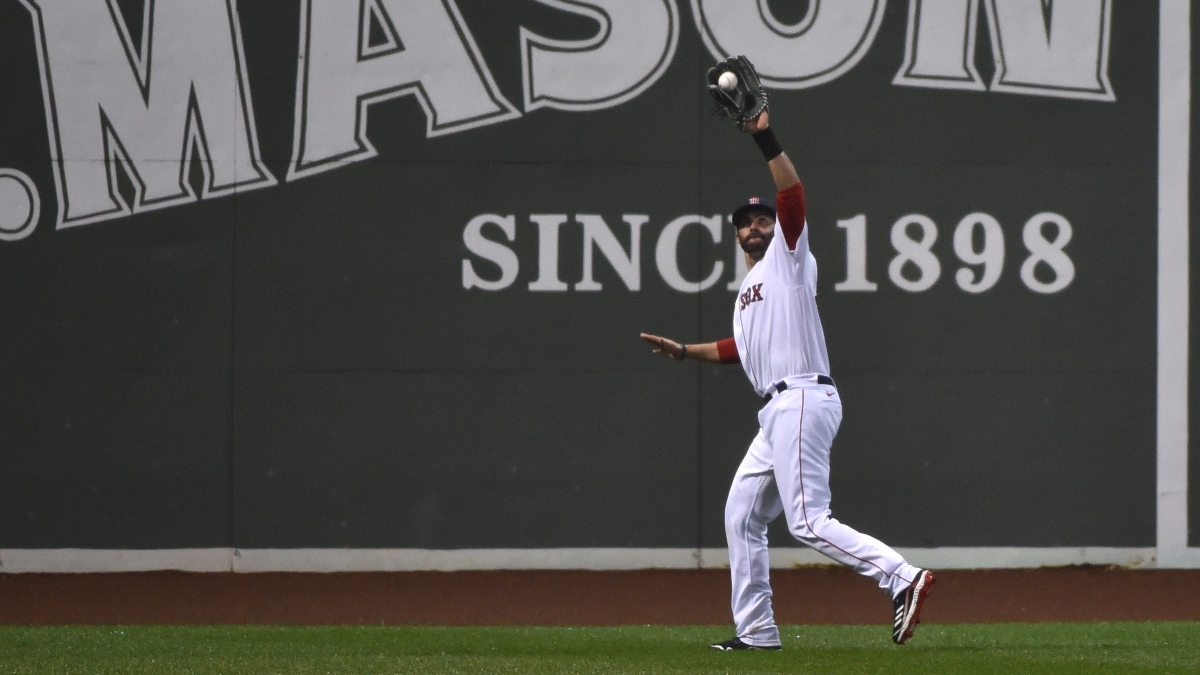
[{"x1": 639, "y1": 57, "x2": 934, "y2": 649}]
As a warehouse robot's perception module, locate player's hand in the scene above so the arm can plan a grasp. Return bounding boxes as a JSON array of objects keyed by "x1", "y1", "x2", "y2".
[
  {"x1": 640, "y1": 333, "x2": 686, "y2": 360},
  {"x1": 743, "y1": 110, "x2": 769, "y2": 133}
]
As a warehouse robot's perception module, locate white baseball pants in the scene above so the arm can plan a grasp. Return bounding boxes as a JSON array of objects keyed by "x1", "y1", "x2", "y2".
[{"x1": 725, "y1": 383, "x2": 921, "y2": 647}]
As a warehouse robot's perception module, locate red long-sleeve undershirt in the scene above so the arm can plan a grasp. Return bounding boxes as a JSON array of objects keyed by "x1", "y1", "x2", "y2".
[
  {"x1": 716, "y1": 337, "x2": 739, "y2": 364},
  {"x1": 776, "y1": 181, "x2": 807, "y2": 250}
]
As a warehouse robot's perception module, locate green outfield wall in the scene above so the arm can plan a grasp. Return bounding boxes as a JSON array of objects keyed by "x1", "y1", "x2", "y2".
[{"x1": 0, "y1": 0, "x2": 1192, "y2": 564}]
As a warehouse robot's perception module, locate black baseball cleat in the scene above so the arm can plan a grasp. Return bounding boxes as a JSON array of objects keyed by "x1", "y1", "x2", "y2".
[
  {"x1": 710, "y1": 637, "x2": 782, "y2": 651},
  {"x1": 892, "y1": 569, "x2": 935, "y2": 645}
]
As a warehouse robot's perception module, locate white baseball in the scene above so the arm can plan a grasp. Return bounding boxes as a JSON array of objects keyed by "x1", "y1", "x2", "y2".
[{"x1": 718, "y1": 71, "x2": 738, "y2": 91}]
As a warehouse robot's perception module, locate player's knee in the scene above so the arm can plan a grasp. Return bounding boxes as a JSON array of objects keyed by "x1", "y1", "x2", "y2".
[
  {"x1": 725, "y1": 494, "x2": 764, "y2": 539},
  {"x1": 788, "y1": 513, "x2": 828, "y2": 546},
  {"x1": 788, "y1": 522, "x2": 818, "y2": 546},
  {"x1": 724, "y1": 500, "x2": 748, "y2": 536}
]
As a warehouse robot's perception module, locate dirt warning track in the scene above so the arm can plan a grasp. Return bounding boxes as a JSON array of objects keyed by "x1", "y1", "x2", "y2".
[{"x1": 2, "y1": 567, "x2": 1198, "y2": 626}]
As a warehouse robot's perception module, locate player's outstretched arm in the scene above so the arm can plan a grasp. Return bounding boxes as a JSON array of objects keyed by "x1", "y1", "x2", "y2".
[
  {"x1": 743, "y1": 111, "x2": 799, "y2": 192},
  {"x1": 744, "y1": 111, "x2": 806, "y2": 249},
  {"x1": 639, "y1": 333, "x2": 739, "y2": 364}
]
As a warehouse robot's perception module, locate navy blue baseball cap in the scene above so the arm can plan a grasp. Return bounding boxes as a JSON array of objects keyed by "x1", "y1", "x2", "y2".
[{"x1": 732, "y1": 197, "x2": 776, "y2": 227}]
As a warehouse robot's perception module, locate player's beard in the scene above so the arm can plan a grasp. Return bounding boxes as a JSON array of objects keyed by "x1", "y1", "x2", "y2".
[{"x1": 739, "y1": 229, "x2": 772, "y2": 259}]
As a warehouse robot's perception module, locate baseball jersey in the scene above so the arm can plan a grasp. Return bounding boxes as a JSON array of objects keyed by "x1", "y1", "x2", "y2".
[{"x1": 732, "y1": 183, "x2": 831, "y2": 397}]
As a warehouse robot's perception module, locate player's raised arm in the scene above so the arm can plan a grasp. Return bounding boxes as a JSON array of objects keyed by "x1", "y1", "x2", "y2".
[
  {"x1": 743, "y1": 112, "x2": 799, "y2": 192},
  {"x1": 708, "y1": 56, "x2": 806, "y2": 249},
  {"x1": 639, "y1": 333, "x2": 739, "y2": 364},
  {"x1": 744, "y1": 111, "x2": 806, "y2": 250}
]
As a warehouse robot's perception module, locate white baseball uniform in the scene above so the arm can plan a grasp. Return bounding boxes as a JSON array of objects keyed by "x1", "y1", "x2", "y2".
[{"x1": 726, "y1": 183, "x2": 921, "y2": 648}]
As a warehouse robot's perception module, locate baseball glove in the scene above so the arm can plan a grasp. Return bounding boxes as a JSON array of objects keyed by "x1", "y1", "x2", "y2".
[{"x1": 707, "y1": 55, "x2": 768, "y2": 129}]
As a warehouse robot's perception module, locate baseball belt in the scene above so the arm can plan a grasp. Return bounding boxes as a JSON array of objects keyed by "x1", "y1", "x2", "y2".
[{"x1": 763, "y1": 375, "x2": 835, "y2": 402}]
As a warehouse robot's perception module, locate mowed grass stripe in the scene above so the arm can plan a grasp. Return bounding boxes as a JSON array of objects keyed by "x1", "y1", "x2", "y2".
[{"x1": 1, "y1": 623, "x2": 1198, "y2": 674}]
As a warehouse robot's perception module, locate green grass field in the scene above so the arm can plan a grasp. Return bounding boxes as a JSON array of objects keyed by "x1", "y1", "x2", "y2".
[{"x1": 1, "y1": 623, "x2": 1198, "y2": 674}]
